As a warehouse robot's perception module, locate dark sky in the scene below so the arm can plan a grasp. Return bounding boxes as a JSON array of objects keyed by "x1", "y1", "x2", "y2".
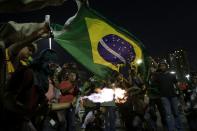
[{"x1": 0, "y1": 0, "x2": 197, "y2": 69}]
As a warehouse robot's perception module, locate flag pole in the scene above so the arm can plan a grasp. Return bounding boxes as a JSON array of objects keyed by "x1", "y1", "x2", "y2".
[
  {"x1": 45, "y1": 15, "x2": 52, "y2": 49},
  {"x1": 49, "y1": 38, "x2": 52, "y2": 50}
]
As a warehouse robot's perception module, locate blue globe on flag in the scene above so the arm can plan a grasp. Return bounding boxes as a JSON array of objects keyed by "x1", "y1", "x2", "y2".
[{"x1": 97, "y1": 34, "x2": 136, "y2": 65}]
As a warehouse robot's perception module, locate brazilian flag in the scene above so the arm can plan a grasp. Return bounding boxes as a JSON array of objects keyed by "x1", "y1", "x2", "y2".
[{"x1": 53, "y1": 4, "x2": 147, "y2": 79}]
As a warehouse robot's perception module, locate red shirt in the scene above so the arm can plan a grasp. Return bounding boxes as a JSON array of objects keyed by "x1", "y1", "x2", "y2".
[
  {"x1": 179, "y1": 82, "x2": 188, "y2": 90},
  {"x1": 59, "y1": 80, "x2": 75, "y2": 103}
]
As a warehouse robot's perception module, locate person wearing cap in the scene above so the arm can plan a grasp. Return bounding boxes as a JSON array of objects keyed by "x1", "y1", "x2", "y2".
[{"x1": 154, "y1": 61, "x2": 184, "y2": 131}]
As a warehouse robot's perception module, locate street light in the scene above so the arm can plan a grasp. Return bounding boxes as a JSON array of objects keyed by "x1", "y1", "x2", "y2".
[
  {"x1": 185, "y1": 74, "x2": 190, "y2": 80},
  {"x1": 170, "y1": 71, "x2": 176, "y2": 74},
  {"x1": 136, "y1": 59, "x2": 143, "y2": 65}
]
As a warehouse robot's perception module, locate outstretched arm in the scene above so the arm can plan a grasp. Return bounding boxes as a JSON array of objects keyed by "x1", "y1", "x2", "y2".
[{"x1": 8, "y1": 22, "x2": 51, "y2": 57}]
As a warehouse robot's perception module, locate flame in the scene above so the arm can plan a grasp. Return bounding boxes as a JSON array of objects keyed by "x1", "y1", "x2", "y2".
[
  {"x1": 82, "y1": 88, "x2": 127, "y2": 104},
  {"x1": 114, "y1": 88, "x2": 128, "y2": 103}
]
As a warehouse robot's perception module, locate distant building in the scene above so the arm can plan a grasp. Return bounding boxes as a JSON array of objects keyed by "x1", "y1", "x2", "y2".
[{"x1": 168, "y1": 49, "x2": 190, "y2": 81}]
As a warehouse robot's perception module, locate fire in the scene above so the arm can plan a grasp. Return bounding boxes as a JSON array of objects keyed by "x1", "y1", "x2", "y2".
[
  {"x1": 82, "y1": 88, "x2": 127, "y2": 104},
  {"x1": 114, "y1": 88, "x2": 128, "y2": 103}
]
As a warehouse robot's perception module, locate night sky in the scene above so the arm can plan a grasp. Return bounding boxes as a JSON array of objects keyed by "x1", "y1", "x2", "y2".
[{"x1": 0, "y1": 0, "x2": 197, "y2": 70}]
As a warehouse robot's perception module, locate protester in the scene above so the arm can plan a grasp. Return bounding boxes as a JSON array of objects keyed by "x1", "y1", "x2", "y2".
[
  {"x1": 187, "y1": 74, "x2": 197, "y2": 131},
  {"x1": 3, "y1": 21, "x2": 51, "y2": 80},
  {"x1": 154, "y1": 61, "x2": 184, "y2": 131},
  {"x1": 146, "y1": 57, "x2": 166, "y2": 130},
  {"x1": 0, "y1": 49, "x2": 58, "y2": 131},
  {"x1": 57, "y1": 69, "x2": 78, "y2": 131}
]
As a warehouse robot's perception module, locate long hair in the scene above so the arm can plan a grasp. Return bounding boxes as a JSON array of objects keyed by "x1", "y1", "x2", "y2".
[{"x1": 31, "y1": 49, "x2": 57, "y2": 71}]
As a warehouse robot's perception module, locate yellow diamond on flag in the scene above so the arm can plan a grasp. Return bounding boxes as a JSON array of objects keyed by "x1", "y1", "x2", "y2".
[{"x1": 85, "y1": 17, "x2": 143, "y2": 71}]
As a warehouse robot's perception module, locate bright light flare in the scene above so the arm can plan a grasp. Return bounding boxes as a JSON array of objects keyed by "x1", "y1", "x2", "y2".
[
  {"x1": 82, "y1": 88, "x2": 127, "y2": 104},
  {"x1": 185, "y1": 74, "x2": 190, "y2": 80},
  {"x1": 170, "y1": 71, "x2": 176, "y2": 74},
  {"x1": 136, "y1": 59, "x2": 143, "y2": 65}
]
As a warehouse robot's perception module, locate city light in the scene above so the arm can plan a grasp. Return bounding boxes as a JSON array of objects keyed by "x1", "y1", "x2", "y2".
[
  {"x1": 185, "y1": 74, "x2": 190, "y2": 80},
  {"x1": 170, "y1": 71, "x2": 176, "y2": 74}
]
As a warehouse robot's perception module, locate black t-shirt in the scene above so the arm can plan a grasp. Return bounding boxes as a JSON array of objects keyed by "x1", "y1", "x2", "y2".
[{"x1": 156, "y1": 71, "x2": 177, "y2": 97}]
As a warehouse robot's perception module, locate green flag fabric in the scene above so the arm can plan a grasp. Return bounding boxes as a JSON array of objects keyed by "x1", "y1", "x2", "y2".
[{"x1": 53, "y1": 3, "x2": 148, "y2": 79}]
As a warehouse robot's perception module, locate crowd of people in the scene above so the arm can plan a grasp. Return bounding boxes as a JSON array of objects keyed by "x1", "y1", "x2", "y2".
[{"x1": 0, "y1": 21, "x2": 197, "y2": 131}]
